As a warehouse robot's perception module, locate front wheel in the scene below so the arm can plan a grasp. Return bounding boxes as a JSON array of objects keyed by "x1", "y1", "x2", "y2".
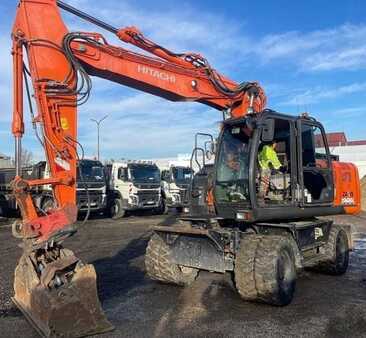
[
  {"x1": 145, "y1": 234, "x2": 198, "y2": 285},
  {"x1": 157, "y1": 198, "x2": 168, "y2": 215},
  {"x1": 110, "y1": 198, "x2": 126, "y2": 219},
  {"x1": 234, "y1": 235, "x2": 297, "y2": 306}
]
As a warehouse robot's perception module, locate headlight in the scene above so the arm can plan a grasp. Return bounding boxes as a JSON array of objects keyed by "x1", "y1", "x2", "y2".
[
  {"x1": 129, "y1": 195, "x2": 138, "y2": 205},
  {"x1": 173, "y1": 194, "x2": 181, "y2": 202}
]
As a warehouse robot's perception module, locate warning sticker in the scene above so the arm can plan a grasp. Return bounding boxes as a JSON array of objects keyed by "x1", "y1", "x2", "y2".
[
  {"x1": 61, "y1": 117, "x2": 69, "y2": 130},
  {"x1": 55, "y1": 157, "x2": 70, "y2": 171}
]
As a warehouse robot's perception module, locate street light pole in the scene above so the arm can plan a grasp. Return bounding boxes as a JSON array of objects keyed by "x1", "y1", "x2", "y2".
[{"x1": 90, "y1": 115, "x2": 108, "y2": 161}]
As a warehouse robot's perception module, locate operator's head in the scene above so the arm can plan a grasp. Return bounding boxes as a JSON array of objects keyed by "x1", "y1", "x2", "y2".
[
  {"x1": 272, "y1": 141, "x2": 277, "y2": 150},
  {"x1": 225, "y1": 143, "x2": 240, "y2": 171}
]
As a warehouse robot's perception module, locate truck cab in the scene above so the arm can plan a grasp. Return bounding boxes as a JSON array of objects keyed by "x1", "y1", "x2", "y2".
[
  {"x1": 76, "y1": 159, "x2": 107, "y2": 214},
  {"x1": 161, "y1": 165, "x2": 193, "y2": 213},
  {"x1": 0, "y1": 159, "x2": 108, "y2": 216},
  {"x1": 106, "y1": 161, "x2": 162, "y2": 219}
]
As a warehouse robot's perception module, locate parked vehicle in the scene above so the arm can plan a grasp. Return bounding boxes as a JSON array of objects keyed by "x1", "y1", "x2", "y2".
[
  {"x1": 75, "y1": 159, "x2": 107, "y2": 214},
  {"x1": 106, "y1": 161, "x2": 162, "y2": 219},
  {"x1": 160, "y1": 164, "x2": 193, "y2": 213},
  {"x1": 0, "y1": 159, "x2": 107, "y2": 216}
]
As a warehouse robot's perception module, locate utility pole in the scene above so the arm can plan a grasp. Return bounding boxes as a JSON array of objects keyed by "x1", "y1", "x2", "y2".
[{"x1": 90, "y1": 115, "x2": 108, "y2": 161}]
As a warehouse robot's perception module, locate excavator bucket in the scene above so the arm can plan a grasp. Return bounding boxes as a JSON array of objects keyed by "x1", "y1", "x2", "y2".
[{"x1": 12, "y1": 251, "x2": 114, "y2": 338}]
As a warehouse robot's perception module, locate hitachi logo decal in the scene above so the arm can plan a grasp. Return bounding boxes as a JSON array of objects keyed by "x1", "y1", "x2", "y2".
[{"x1": 137, "y1": 65, "x2": 176, "y2": 83}]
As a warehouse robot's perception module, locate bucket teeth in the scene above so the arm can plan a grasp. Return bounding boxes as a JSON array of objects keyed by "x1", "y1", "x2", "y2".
[{"x1": 13, "y1": 249, "x2": 114, "y2": 337}]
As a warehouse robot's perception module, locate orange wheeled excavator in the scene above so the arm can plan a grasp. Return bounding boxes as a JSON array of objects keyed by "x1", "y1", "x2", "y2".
[{"x1": 10, "y1": 1, "x2": 361, "y2": 337}]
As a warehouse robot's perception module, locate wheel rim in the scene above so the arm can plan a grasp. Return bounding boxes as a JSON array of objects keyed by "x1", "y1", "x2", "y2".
[
  {"x1": 179, "y1": 265, "x2": 195, "y2": 275},
  {"x1": 335, "y1": 232, "x2": 348, "y2": 270},
  {"x1": 277, "y1": 249, "x2": 295, "y2": 296}
]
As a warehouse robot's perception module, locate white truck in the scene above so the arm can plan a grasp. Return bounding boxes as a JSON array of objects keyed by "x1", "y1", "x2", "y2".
[
  {"x1": 160, "y1": 164, "x2": 193, "y2": 213},
  {"x1": 75, "y1": 159, "x2": 108, "y2": 214},
  {"x1": 106, "y1": 161, "x2": 162, "y2": 219}
]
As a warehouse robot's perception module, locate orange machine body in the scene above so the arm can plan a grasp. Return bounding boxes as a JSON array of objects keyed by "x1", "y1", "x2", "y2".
[{"x1": 332, "y1": 161, "x2": 361, "y2": 215}]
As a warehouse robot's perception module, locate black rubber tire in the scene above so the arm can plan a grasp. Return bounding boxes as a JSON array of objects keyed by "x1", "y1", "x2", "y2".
[
  {"x1": 110, "y1": 198, "x2": 126, "y2": 220},
  {"x1": 0, "y1": 195, "x2": 9, "y2": 217},
  {"x1": 234, "y1": 235, "x2": 262, "y2": 301},
  {"x1": 317, "y1": 225, "x2": 349, "y2": 275},
  {"x1": 145, "y1": 233, "x2": 198, "y2": 286},
  {"x1": 234, "y1": 235, "x2": 297, "y2": 306},
  {"x1": 161, "y1": 199, "x2": 169, "y2": 215}
]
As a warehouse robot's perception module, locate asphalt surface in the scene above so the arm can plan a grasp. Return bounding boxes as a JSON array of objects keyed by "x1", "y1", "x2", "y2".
[{"x1": 0, "y1": 212, "x2": 366, "y2": 338}]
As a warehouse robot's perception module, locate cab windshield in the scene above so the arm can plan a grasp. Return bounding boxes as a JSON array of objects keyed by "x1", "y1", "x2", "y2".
[
  {"x1": 77, "y1": 161, "x2": 105, "y2": 182},
  {"x1": 129, "y1": 164, "x2": 160, "y2": 183},
  {"x1": 172, "y1": 167, "x2": 192, "y2": 184},
  {"x1": 215, "y1": 125, "x2": 250, "y2": 203}
]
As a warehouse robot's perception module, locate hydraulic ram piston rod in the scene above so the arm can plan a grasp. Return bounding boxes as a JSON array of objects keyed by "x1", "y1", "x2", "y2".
[{"x1": 57, "y1": 0, "x2": 118, "y2": 34}]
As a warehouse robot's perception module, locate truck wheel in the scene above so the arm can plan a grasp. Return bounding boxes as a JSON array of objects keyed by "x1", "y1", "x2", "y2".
[
  {"x1": 110, "y1": 198, "x2": 126, "y2": 219},
  {"x1": 0, "y1": 195, "x2": 9, "y2": 217},
  {"x1": 155, "y1": 199, "x2": 168, "y2": 215},
  {"x1": 41, "y1": 197, "x2": 55, "y2": 213},
  {"x1": 145, "y1": 233, "x2": 198, "y2": 286},
  {"x1": 316, "y1": 225, "x2": 349, "y2": 275},
  {"x1": 234, "y1": 235, "x2": 296, "y2": 306}
]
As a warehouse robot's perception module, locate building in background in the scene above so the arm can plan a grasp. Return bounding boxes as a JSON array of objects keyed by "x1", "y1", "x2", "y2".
[
  {"x1": 149, "y1": 154, "x2": 192, "y2": 169},
  {"x1": 318, "y1": 132, "x2": 366, "y2": 178}
]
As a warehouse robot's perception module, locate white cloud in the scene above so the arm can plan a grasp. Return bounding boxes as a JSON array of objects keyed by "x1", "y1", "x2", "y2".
[
  {"x1": 78, "y1": 91, "x2": 220, "y2": 159},
  {"x1": 255, "y1": 24, "x2": 366, "y2": 72},
  {"x1": 281, "y1": 82, "x2": 366, "y2": 106}
]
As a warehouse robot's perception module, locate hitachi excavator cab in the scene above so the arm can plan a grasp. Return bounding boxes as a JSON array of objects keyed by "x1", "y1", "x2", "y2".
[{"x1": 189, "y1": 110, "x2": 349, "y2": 221}]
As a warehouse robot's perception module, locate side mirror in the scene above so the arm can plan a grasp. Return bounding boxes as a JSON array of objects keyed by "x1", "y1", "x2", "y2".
[
  {"x1": 161, "y1": 170, "x2": 170, "y2": 182},
  {"x1": 261, "y1": 119, "x2": 275, "y2": 142},
  {"x1": 205, "y1": 140, "x2": 215, "y2": 160},
  {"x1": 118, "y1": 168, "x2": 127, "y2": 181}
]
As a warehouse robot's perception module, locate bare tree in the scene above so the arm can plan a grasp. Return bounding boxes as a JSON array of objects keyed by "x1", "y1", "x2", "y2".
[{"x1": 12, "y1": 149, "x2": 34, "y2": 167}]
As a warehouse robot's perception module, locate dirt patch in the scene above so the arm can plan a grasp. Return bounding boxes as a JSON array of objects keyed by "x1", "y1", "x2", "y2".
[{"x1": 361, "y1": 176, "x2": 366, "y2": 211}]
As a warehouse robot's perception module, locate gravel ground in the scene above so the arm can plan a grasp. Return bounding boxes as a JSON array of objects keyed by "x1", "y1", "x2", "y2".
[{"x1": 0, "y1": 212, "x2": 366, "y2": 338}]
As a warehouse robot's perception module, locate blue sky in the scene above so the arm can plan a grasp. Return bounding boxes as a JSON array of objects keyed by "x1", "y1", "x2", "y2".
[{"x1": 0, "y1": 0, "x2": 365, "y2": 160}]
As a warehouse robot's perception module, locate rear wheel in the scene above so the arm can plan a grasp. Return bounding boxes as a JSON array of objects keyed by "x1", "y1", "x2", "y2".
[
  {"x1": 110, "y1": 198, "x2": 126, "y2": 219},
  {"x1": 234, "y1": 235, "x2": 296, "y2": 306},
  {"x1": 316, "y1": 225, "x2": 349, "y2": 275},
  {"x1": 145, "y1": 233, "x2": 198, "y2": 285}
]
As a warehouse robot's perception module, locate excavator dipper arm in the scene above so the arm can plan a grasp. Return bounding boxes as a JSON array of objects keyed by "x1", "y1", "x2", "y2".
[{"x1": 10, "y1": 1, "x2": 266, "y2": 337}]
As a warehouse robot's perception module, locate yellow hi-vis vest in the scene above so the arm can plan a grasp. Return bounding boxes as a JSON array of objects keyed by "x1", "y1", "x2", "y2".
[{"x1": 258, "y1": 145, "x2": 281, "y2": 170}]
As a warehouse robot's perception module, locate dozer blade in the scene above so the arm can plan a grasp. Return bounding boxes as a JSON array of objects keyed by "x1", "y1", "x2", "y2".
[{"x1": 13, "y1": 253, "x2": 114, "y2": 337}]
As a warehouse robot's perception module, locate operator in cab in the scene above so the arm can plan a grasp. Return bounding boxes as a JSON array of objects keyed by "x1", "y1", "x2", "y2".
[{"x1": 258, "y1": 141, "x2": 285, "y2": 201}]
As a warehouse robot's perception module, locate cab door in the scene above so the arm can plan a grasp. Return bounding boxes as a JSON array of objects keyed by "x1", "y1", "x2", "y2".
[{"x1": 297, "y1": 120, "x2": 334, "y2": 206}]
